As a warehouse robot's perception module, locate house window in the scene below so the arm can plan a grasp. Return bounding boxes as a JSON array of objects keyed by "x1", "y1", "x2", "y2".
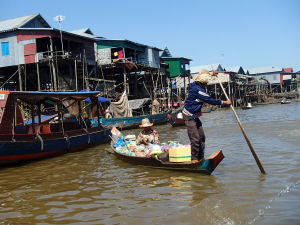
[{"x1": 1, "y1": 42, "x2": 10, "y2": 56}]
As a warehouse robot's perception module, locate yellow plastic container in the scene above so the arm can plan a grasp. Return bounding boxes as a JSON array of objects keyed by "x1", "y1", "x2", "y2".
[{"x1": 169, "y1": 146, "x2": 191, "y2": 162}]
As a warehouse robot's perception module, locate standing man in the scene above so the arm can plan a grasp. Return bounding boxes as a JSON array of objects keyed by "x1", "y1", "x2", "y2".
[{"x1": 183, "y1": 70, "x2": 231, "y2": 163}]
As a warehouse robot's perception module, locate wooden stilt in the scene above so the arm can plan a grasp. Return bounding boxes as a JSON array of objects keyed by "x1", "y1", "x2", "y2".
[
  {"x1": 75, "y1": 59, "x2": 78, "y2": 91},
  {"x1": 18, "y1": 65, "x2": 23, "y2": 91},
  {"x1": 36, "y1": 62, "x2": 41, "y2": 91}
]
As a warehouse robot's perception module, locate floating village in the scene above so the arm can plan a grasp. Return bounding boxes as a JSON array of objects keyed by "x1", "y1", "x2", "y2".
[{"x1": 0, "y1": 13, "x2": 299, "y2": 169}]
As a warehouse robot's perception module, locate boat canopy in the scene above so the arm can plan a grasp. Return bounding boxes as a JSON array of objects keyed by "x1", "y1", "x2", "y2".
[{"x1": 0, "y1": 91, "x2": 101, "y2": 104}]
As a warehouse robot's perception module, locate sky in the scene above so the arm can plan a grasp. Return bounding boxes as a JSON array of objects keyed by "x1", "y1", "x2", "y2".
[{"x1": 1, "y1": 0, "x2": 300, "y2": 71}]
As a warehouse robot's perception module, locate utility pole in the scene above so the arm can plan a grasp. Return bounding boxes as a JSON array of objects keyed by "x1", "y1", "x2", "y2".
[{"x1": 54, "y1": 15, "x2": 65, "y2": 55}]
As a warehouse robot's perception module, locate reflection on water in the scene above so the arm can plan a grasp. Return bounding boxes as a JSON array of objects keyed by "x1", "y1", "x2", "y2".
[{"x1": 0, "y1": 102, "x2": 300, "y2": 224}]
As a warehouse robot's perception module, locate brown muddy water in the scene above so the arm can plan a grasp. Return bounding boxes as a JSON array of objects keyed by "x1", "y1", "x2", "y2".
[{"x1": 0, "y1": 103, "x2": 300, "y2": 225}]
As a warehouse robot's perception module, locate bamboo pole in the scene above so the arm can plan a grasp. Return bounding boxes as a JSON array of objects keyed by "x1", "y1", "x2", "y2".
[
  {"x1": 75, "y1": 59, "x2": 78, "y2": 91},
  {"x1": 36, "y1": 62, "x2": 41, "y2": 91},
  {"x1": 216, "y1": 74, "x2": 266, "y2": 174},
  {"x1": 18, "y1": 65, "x2": 23, "y2": 91}
]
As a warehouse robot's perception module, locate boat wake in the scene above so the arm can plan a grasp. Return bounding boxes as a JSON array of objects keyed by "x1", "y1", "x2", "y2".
[{"x1": 248, "y1": 180, "x2": 300, "y2": 225}]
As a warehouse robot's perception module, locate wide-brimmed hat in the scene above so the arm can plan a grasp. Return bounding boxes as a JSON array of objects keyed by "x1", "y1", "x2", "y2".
[
  {"x1": 139, "y1": 118, "x2": 153, "y2": 128},
  {"x1": 194, "y1": 69, "x2": 212, "y2": 84}
]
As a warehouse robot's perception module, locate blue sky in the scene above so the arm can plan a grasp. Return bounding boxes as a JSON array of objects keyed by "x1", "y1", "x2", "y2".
[{"x1": 2, "y1": 0, "x2": 300, "y2": 71}]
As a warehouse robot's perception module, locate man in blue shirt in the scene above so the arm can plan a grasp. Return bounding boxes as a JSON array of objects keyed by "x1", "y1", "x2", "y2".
[{"x1": 183, "y1": 70, "x2": 231, "y2": 163}]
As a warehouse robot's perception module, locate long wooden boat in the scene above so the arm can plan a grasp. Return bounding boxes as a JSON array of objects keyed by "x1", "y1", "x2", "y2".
[
  {"x1": 92, "y1": 112, "x2": 169, "y2": 130},
  {"x1": 0, "y1": 91, "x2": 111, "y2": 165},
  {"x1": 111, "y1": 146, "x2": 224, "y2": 175},
  {"x1": 167, "y1": 105, "x2": 215, "y2": 127}
]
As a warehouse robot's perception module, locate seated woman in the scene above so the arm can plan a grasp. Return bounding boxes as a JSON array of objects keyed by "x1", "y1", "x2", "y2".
[{"x1": 136, "y1": 118, "x2": 160, "y2": 145}]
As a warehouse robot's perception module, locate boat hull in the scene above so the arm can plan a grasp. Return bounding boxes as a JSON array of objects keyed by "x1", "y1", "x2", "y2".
[
  {"x1": 281, "y1": 101, "x2": 292, "y2": 104},
  {"x1": 113, "y1": 149, "x2": 224, "y2": 175},
  {"x1": 95, "y1": 113, "x2": 168, "y2": 130},
  {"x1": 0, "y1": 127, "x2": 111, "y2": 165},
  {"x1": 201, "y1": 107, "x2": 213, "y2": 113},
  {"x1": 167, "y1": 114, "x2": 185, "y2": 127}
]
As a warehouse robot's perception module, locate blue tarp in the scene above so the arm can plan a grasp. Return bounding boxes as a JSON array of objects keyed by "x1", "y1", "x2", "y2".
[
  {"x1": 24, "y1": 114, "x2": 57, "y2": 125},
  {"x1": 85, "y1": 96, "x2": 110, "y2": 104}
]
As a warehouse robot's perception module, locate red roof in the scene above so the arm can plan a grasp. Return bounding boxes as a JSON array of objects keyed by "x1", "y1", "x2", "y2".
[{"x1": 283, "y1": 68, "x2": 293, "y2": 72}]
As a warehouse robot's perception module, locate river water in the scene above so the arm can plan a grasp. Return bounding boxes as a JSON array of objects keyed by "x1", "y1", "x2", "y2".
[{"x1": 0, "y1": 102, "x2": 300, "y2": 225}]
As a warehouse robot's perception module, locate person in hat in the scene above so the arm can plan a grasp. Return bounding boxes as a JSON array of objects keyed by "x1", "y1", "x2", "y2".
[
  {"x1": 136, "y1": 118, "x2": 160, "y2": 145},
  {"x1": 183, "y1": 69, "x2": 231, "y2": 163}
]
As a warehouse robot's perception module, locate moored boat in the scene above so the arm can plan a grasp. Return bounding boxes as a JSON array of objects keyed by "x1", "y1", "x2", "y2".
[
  {"x1": 0, "y1": 90, "x2": 111, "y2": 166},
  {"x1": 167, "y1": 113, "x2": 185, "y2": 127},
  {"x1": 93, "y1": 112, "x2": 169, "y2": 130},
  {"x1": 241, "y1": 102, "x2": 253, "y2": 110},
  {"x1": 281, "y1": 98, "x2": 292, "y2": 104}
]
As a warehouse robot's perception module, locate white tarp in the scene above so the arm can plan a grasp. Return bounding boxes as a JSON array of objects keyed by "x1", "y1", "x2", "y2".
[{"x1": 110, "y1": 92, "x2": 132, "y2": 118}]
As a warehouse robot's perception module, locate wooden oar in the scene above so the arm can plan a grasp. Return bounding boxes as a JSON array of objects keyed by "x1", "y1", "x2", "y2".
[{"x1": 215, "y1": 74, "x2": 266, "y2": 174}]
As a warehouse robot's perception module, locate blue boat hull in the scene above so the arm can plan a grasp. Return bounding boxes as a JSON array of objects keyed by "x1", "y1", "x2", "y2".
[
  {"x1": 93, "y1": 113, "x2": 168, "y2": 130},
  {"x1": 0, "y1": 127, "x2": 111, "y2": 165}
]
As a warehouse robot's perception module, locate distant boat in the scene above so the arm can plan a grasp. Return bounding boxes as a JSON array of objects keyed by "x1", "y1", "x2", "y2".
[
  {"x1": 167, "y1": 112, "x2": 185, "y2": 127},
  {"x1": 281, "y1": 98, "x2": 292, "y2": 104},
  {"x1": 241, "y1": 102, "x2": 253, "y2": 110}
]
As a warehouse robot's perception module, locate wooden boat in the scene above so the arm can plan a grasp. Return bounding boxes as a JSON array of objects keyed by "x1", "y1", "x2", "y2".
[
  {"x1": 109, "y1": 128, "x2": 224, "y2": 175},
  {"x1": 241, "y1": 102, "x2": 253, "y2": 110},
  {"x1": 201, "y1": 106, "x2": 213, "y2": 113},
  {"x1": 281, "y1": 99, "x2": 292, "y2": 104},
  {"x1": 111, "y1": 146, "x2": 224, "y2": 175},
  {"x1": 93, "y1": 112, "x2": 169, "y2": 130},
  {"x1": 167, "y1": 105, "x2": 217, "y2": 127},
  {"x1": 0, "y1": 90, "x2": 111, "y2": 166},
  {"x1": 211, "y1": 105, "x2": 218, "y2": 111},
  {"x1": 167, "y1": 113, "x2": 185, "y2": 127}
]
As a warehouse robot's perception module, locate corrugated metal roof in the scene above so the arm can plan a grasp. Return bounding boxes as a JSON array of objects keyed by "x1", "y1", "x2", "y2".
[
  {"x1": 161, "y1": 57, "x2": 192, "y2": 61},
  {"x1": 98, "y1": 39, "x2": 162, "y2": 51},
  {"x1": 161, "y1": 47, "x2": 172, "y2": 57},
  {"x1": 71, "y1": 28, "x2": 94, "y2": 35},
  {"x1": 0, "y1": 14, "x2": 50, "y2": 32},
  {"x1": 190, "y1": 64, "x2": 224, "y2": 74},
  {"x1": 247, "y1": 66, "x2": 282, "y2": 74},
  {"x1": 11, "y1": 27, "x2": 96, "y2": 41},
  {"x1": 70, "y1": 28, "x2": 104, "y2": 39},
  {"x1": 225, "y1": 66, "x2": 240, "y2": 73},
  {"x1": 224, "y1": 66, "x2": 245, "y2": 74}
]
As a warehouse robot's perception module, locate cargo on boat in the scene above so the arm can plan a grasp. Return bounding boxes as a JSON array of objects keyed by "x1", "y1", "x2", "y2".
[{"x1": 110, "y1": 129, "x2": 224, "y2": 175}]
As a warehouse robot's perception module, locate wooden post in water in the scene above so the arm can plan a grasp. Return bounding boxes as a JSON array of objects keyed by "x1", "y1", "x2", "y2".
[{"x1": 217, "y1": 74, "x2": 266, "y2": 174}]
